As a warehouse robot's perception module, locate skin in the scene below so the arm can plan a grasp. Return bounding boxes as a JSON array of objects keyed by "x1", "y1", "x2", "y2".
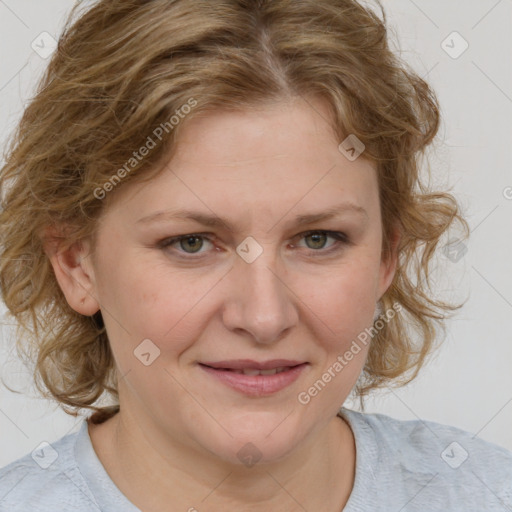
[{"x1": 46, "y1": 96, "x2": 398, "y2": 512}]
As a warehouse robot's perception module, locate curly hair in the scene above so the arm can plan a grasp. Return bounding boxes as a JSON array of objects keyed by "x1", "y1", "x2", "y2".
[{"x1": 0, "y1": 0, "x2": 468, "y2": 423}]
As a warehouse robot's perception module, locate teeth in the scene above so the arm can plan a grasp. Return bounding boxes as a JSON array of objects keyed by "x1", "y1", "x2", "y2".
[
  {"x1": 229, "y1": 366, "x2": 290, "y2": 376},
  {"x1": 259, "y1": 368, "x2": 279, "y2": 376},
  {"x1": 242, "y1": 368, "x2": 262, "y2": 376}
]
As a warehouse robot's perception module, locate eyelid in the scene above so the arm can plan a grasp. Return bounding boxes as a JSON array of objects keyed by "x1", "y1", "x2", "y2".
[
  {"x1": 158, "y1": 229, "x2": 350, "y2": 258},
  {"x1": 158, "y1": 232, "x2": 215, "y2": 252},
  {"x1": 292, "y1": 229, "x2": 349, "y2": 244},
  {"x1": 289, "y1": 230, "x2": 350, "y2": 256}
]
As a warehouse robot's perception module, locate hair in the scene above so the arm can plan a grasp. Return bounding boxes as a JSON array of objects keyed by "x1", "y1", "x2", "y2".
[{"x1": 0, "y1": 0, "x2": 468, "y2": 424}]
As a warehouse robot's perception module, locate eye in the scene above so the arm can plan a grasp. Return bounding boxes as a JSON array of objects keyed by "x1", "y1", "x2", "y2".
[
  {"x1": 159, "y1": 233, "x2": 214, "y2": 255},
  {"x1": 158, "y1": 230, "x2": 350, "y2": 260},
  {"x1": 294, "y1": 230, "x2": 349, "y2": 254}
]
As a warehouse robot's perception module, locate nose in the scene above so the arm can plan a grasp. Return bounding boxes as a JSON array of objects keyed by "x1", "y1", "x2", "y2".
[{"x1": 221, "y1": 251, "x2": 299, "y2": 345}]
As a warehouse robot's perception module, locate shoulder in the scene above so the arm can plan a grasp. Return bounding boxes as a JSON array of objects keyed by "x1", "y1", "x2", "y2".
[
  {"x1": 0, "y1": 423, "x2": 97, "y2": 512},
  {"x1": 348, "y1": 408, "x2": 512, "y2": 468},
  {"x1": 340, "y1": 408, "x2": 512, "y2": 510},
  {"x1": 345, "y1": 407, "x2": 512, "y2": 453}
]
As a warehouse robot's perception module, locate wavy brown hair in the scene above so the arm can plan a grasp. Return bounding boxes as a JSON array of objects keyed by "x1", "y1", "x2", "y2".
[{"x1": 0, "y1": 0, "x2": 468, "y2": 423}]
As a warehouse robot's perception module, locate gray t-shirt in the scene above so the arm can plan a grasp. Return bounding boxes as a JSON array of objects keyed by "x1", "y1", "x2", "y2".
[{"x1": 1, "y1": 408, "x2": 511, "y2": 511}]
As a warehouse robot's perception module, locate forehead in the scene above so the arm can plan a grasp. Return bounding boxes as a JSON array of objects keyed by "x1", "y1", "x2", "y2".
[
  {"x1": 174, "y1": 97, "x2": 338, "y2": 165},
  {"x1": 104, "y1": 97, "x2": 379, "y2": 227}
]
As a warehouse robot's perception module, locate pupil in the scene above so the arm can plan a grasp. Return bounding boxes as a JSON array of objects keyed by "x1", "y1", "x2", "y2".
[
  {"x1": 307, "y1": 233, "x2": 326, "y2": 249},
  {"x1": 181, "y1": 236, "x2": 202, "y2": 253}
]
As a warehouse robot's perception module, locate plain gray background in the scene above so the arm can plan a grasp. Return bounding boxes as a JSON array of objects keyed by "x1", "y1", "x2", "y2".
[{"x1": 0, "y1": 0, "x2": 511, "y2": 467}]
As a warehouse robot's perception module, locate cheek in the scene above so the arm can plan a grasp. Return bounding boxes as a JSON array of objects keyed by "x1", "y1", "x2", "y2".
[
  {"x1": 97, "y1": 255, "x2": 221, "y2": 359},
  {"x1": 295, "y1": 256, "x2": 381, "y2": 345},
  {"x1": 295, "y1": 262, "x2": 378, "y2": 402}
]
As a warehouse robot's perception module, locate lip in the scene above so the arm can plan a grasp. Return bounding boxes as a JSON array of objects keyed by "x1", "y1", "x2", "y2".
[
  {"x1": 198, "y1": 360, "x2": 309, "y2": 396},
  {"x1": 201, "y1": 359, "x2": 306, "y2": 370}
]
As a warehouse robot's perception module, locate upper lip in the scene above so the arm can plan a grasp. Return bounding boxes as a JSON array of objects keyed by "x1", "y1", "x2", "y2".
[{"x1": 200, "y1": 359, "x2": 307, "y2": 370}]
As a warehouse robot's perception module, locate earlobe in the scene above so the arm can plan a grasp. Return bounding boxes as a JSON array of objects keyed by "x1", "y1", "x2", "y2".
[{"x1": 43, "y1": 231, "x2": 100, "y2": 316}]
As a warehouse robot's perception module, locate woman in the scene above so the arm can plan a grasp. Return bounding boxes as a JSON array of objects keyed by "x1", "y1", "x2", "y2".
[{"x1": 0, "y1": 0, "x2": 510, "y2": 510}]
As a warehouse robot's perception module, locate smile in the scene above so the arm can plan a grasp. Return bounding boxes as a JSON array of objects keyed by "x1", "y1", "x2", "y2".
[
  {"x1": 198, "y1": 360, "x2": 309, "y2": 396},
  {"x1": 220, "y1": 366, "x2": 292, "y2": 376}
]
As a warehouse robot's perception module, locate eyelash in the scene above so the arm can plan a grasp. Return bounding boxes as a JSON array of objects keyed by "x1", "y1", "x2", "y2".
[{"x1": 158, "y1": 230, "x2": 350, "y2": 259}]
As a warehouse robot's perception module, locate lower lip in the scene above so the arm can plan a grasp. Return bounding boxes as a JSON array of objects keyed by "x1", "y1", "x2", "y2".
[{"x1": 199, "y1": 363, "x2": 308, "y2": 396}]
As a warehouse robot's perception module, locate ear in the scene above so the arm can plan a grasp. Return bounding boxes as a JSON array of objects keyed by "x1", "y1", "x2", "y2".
[
  {"x1": 377, "y1": 223, "x2": 401, "y2": 301},
  {"x1": 42, "y1": 227, "x2": 100, "y2": 316}
]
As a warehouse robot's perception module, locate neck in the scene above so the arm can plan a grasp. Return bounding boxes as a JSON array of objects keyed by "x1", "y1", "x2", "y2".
[{"x1": 88, "y1": 408, "x2": 355, "y2": 512}]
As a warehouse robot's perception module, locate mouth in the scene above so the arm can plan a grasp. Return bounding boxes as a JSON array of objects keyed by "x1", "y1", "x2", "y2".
[
  {"x1": 206, "y1": 366, "x2": 295, "y2": 376},
  {"x1": 198, "y1": 360, "x2": 309, "y2": 396}
]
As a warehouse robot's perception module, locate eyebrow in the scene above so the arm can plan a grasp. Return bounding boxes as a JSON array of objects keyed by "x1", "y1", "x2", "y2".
[{"x1": 135, "y1": 202, "x2": 368, "y2": 231}]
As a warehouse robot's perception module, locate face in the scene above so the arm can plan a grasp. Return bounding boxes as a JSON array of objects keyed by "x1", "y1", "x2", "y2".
[{"x1": 64, "y1": 97, "x2": 396, "y2": 465}]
